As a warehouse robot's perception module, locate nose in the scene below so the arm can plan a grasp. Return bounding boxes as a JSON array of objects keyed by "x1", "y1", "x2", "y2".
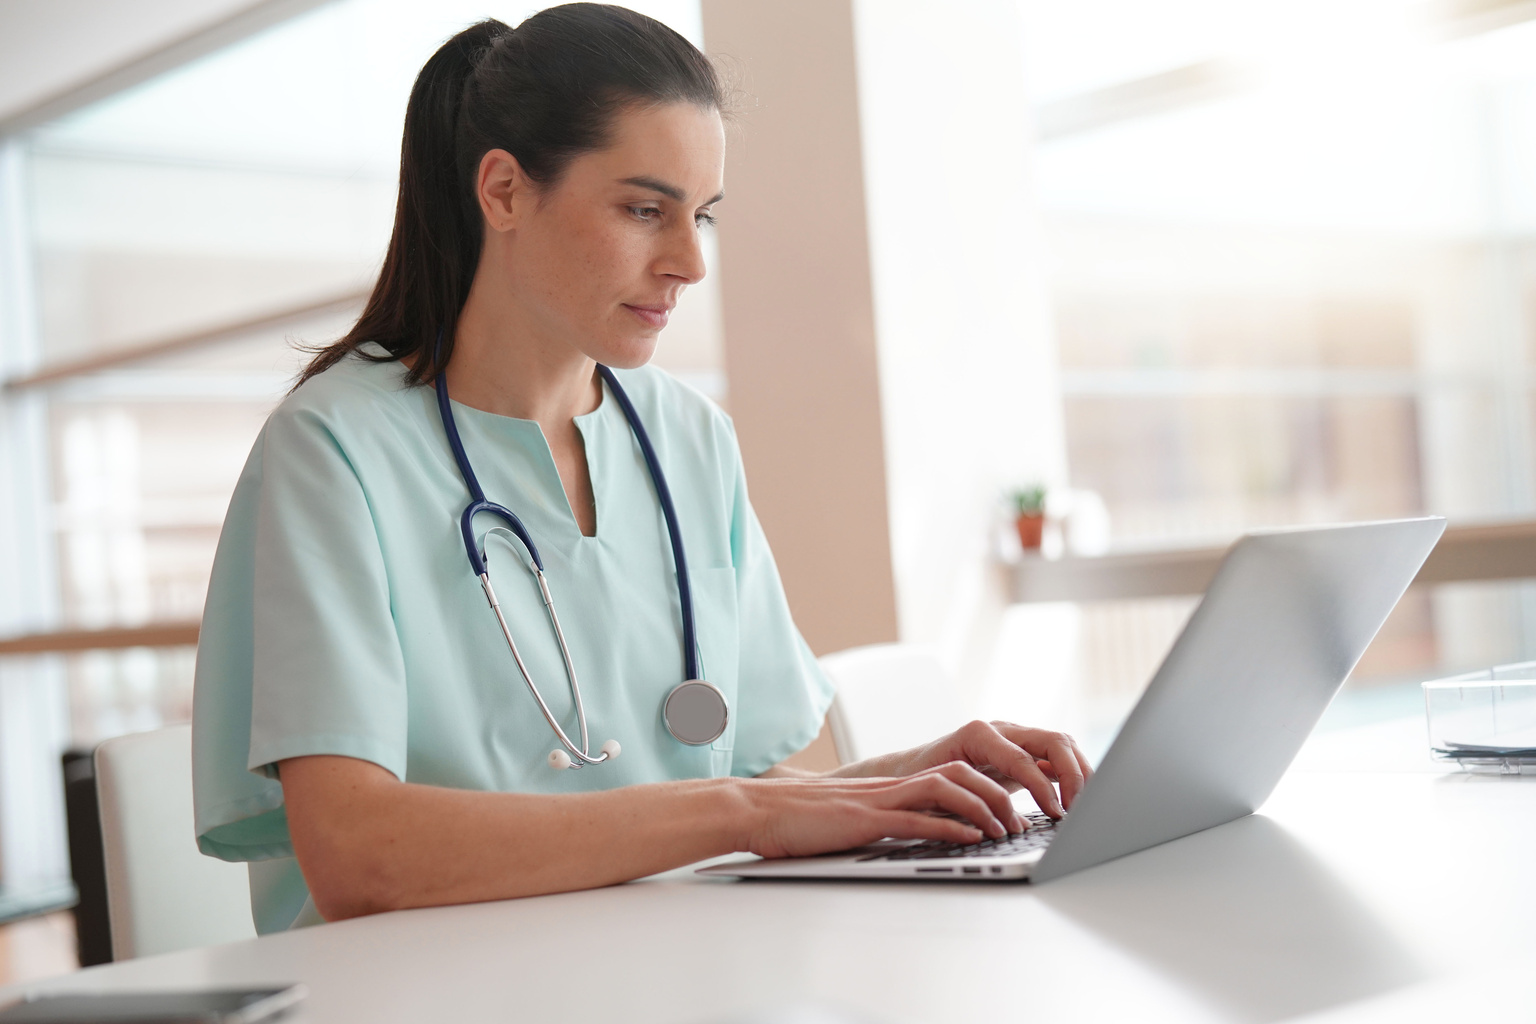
[{"x1": 659, "y1": 219, "x2": 707, "y2": 285}]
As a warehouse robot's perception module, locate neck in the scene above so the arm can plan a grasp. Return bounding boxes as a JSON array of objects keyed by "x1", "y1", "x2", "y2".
[{"x1": 442, "y1": 270, "x2": 602, "y2": 427}]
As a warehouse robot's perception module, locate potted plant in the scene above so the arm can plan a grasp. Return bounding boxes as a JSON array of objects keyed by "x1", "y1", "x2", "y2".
[{"x1": 1010, "y1": 483, "x2": 1047, "y2": 551}]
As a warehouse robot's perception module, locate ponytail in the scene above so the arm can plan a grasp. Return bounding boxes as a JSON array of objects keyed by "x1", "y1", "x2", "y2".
[{"x1": 295, "y1": 5, "x2": 724, "y2": 389}]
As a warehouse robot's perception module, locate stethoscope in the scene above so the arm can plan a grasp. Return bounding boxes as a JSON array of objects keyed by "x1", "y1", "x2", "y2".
[{"x1": 434, "y1": 360, "x2": 730, "y2": 769}]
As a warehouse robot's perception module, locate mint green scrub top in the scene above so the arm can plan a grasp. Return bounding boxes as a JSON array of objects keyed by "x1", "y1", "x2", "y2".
[{"x1": 191, "y1": 346, "x2": 833, "y2": 933}]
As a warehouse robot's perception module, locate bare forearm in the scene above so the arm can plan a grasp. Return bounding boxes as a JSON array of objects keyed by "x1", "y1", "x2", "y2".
[
  {"x1": 283, "y1": 758, "x2": 751, "y2": 920},
  {"x1": 756, "y1": 717, "x2": 904, "y2": 779},
  {"x1": 758, "y1": 748, "x2": 921, "y2": 780},
  {"x1": 823, "y1": 750, "x2": 917, "y2": 779},
  {"x1": 281, "y1": 724, "x2": 1070, "y2": 922}
]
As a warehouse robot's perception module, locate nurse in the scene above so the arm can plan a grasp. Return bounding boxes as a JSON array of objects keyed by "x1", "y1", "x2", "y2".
[{"x1": 192, "y1": 2, "x2": 1091, "y2": 932}]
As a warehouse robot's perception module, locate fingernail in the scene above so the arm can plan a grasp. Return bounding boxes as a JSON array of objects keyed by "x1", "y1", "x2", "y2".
[{"x1": 1009, "y1": 813, "x2": 1025, "y2": 832}]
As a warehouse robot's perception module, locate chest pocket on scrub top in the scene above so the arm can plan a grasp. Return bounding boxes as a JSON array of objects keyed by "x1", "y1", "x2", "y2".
[{"x1": 691, "y1": 566, "x2": 740, "y2": 775}]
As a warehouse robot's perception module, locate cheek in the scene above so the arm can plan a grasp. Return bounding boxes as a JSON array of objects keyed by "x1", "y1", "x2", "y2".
[
  {"x1": 559, "y1": 219, "x2": 648, "y2": 289},
  {"x1": 517, "y1": 213, "x2": 655, "y2": 333}
]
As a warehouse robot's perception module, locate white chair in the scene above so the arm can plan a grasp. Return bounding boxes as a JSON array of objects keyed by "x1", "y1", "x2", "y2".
[
  {"x1": 819, "y1": 643, "x2": 966, "y2": 765},
  {"x1": 95, "y1": 723, "x2": 256, "y2": 959}
]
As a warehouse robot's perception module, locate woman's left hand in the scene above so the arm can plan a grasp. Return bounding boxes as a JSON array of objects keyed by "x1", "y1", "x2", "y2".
[{"x1": 834, "y1": 721, "x2": 1093, "y2": 819}]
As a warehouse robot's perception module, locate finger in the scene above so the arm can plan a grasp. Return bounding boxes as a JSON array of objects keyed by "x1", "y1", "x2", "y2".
[
  {"x1": 889, "y1": 774, "x2": 1008, "y2": 838},
  {"x1": 960, "y1": 723, "x2": 1064, "y2": 818},
  {"x1": 978, "y1": 764, "x2": 1024, "y2": 795},
  {"x1": 1071, "y1": 735, "x2": 1095, "y2": 781},
  {"x1": 1012, "y1": 757, "x2": 1064, "y2": 819},
  {"x1": 998, "y1": 723, "x2": 1092, "y2": 786},
  {"x1": 1041, "y1": 737, "x2": 1087, "y2": 809},
  {"x1": 920, "y1": 774, "x2": 1010, "y2": 838},
  {"x1": 930, "y1": 760, "x2": 1024, "y2": 832},
  {"x1": 991, "y1": 723, "x2": 1091, "y2": 813},
  {"x1": 1049, "y1": 733, "x2": 1096, "y2": 806},
  {"x1": 875, "y1": 810, "x2": 985, "y2": 846}
]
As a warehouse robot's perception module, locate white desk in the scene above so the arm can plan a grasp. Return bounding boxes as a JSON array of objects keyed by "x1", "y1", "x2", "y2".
[{"x1": 5, "y1": 720, "x2": 1534, "y2": 1024}]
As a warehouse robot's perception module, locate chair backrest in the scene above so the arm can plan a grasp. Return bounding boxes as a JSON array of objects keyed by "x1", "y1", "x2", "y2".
[
  {"x1": 819, "y1": 643, "x2": 965, "y2": 765},
  {"x1": 94, "y1": 723, "x2": 255, "y2": 959}
]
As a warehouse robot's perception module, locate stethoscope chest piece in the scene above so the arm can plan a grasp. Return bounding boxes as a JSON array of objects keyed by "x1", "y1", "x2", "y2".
[{"x1": 664, "y1": 680, "x2": 729, "y2": 745}]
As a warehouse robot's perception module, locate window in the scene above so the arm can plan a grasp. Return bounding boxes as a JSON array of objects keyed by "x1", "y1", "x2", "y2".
[{"x1": 1019, "y1": 0, "x2": 1536, "y2": 726}]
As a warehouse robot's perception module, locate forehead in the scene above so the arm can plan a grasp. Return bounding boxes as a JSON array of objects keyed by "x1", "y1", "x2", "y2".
[{"x1": 569, "y1": 102, "x2": 725, "y2": 195}]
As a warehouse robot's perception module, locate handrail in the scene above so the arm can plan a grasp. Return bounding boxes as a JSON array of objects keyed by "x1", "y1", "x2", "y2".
[
  {"x1": 0, "y1": 622, "x2": 199, "y2": 656},
  {"x1": 1012, "y1": 518, "x2": 1536, "y2": 603},
  {"x1": 2, "y1": 288, "x2": 369, "y2": 391}
]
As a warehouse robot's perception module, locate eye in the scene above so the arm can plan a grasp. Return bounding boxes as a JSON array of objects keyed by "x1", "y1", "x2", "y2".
[
  {"x1": 695, "y1": 210, "x2": 717, "y2": 228},
  {"x1": 627, "y1": 205, "x2": 662, "y2": 222}
]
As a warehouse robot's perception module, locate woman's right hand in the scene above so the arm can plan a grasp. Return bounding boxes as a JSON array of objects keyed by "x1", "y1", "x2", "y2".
[{"x1": 738, "y1": 760, "x2": 1024, "y2": 860}]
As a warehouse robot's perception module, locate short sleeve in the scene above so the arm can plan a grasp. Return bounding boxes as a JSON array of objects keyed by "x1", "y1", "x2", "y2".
[
  {"x1": 193, "y1": 402, "x2": 407, "y2": 862},
  {"x1": 249, "y1": 405, "x2": 409, "y2": 775},
  {"x1": 721, "y1": 425, "x2": 836, "y2": 777}
]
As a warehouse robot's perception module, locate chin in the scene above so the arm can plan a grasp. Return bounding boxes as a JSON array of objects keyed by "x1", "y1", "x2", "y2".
[{"x1": 598, "y1": 333, "x2": 660, "y2": 370}]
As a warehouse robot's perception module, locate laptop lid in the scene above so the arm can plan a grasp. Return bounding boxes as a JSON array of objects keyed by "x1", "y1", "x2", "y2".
[{"x1": 1031, "y1": 517, "x2": 1445, "y2": 883}]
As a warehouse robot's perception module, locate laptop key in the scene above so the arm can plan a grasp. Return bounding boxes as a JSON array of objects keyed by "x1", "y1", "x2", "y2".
[{"x1": 856, "y1": 820, "x2": 1060, "y2": 862}]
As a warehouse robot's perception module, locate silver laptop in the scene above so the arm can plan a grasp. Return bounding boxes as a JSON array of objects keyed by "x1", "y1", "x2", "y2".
[{"x1": 700, "y1": 517, "x2": 1445, "y2": 884}]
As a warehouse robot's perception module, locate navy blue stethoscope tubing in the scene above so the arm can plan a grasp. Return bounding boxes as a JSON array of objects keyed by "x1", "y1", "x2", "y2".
[
  {"x1": 594, "y1": 365, "x2": 698, "y2": 684},
  {"x1": 433, "y1": 363, "x2": 699, "y2": 682}
]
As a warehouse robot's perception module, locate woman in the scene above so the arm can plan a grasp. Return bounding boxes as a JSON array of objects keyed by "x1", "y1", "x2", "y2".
[{"x1": 192, "y1": 3, "x2": 1090, "y2": 933}]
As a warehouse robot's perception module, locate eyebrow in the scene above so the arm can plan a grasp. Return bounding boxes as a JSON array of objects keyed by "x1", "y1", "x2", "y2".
[{"x1": 620, "y1": 175, "x2": 724, "y2": 206}]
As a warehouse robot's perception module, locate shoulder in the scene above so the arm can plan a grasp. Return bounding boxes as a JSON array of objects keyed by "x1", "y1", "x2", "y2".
[
  {"x1": 247, "y1": 346, "x2": 431, "y2": 496},
  {"x1": 261, "y1": 346, "x2": 432, "y2": 475},
  {"x1": 274, "y1": 345, "x2": 417, "y2": 434},
  {"x1": 605, "y1": 363, "x2": 741, "y2": 493}
]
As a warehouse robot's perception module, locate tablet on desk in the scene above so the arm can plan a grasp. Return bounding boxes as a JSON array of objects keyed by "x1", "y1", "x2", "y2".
[{"x1": 0, "y1": 985, "x2": 305, "y2": 1023}]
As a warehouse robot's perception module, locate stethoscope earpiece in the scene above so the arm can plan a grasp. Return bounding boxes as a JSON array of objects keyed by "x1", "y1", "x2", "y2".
[{"x1": 548, "y1": 739, "x2": 620, "y2": 771}]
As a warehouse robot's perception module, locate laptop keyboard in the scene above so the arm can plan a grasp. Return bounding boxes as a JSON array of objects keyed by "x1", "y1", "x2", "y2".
[{"x1": 856, "y1": 812, "x2": 1060, "y2": 862}]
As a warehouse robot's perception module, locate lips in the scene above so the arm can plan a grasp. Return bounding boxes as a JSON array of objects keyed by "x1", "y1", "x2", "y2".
[{"x1": 624, "y1": 304, "x2": 672, "y2": 329}]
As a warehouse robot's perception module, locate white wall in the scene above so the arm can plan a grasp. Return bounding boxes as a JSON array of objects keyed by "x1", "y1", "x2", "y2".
[
  {"x1": 701, "y1": 0, "x2": 902, "y2": 659},
  {"x1": 851, "y1": 0, "x2": 1070, "y2": 705}
]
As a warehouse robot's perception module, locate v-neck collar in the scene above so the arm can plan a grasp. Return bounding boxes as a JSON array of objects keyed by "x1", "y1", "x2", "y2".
[{"x1": 443, "y1": 379, "x2": 614, "y2": 541}]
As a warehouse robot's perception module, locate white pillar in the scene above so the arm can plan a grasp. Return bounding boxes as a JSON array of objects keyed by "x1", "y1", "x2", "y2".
[
  {"x1": 701, "y1": 0, "x2": 901, "y2": 658},
  {"x1": 701, "y1": 0, "x2": 1070, "y2": 712}
]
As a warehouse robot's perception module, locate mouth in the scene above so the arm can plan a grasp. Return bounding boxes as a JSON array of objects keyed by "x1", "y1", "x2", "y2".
[{"x1": 623, "y1": 304, "x2": 672, "y2": 329}]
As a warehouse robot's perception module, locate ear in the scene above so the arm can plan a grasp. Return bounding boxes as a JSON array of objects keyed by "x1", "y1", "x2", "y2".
[{"x1": 476, "y1": 149, "x2": 530, "y2": 233}]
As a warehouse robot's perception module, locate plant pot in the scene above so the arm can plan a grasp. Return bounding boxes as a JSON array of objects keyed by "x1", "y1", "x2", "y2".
[{"x1": 1015, "y1": 513, "x2": 1045, "y2": 551}]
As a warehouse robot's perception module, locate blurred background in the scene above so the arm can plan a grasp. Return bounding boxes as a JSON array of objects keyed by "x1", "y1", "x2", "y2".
[{"x1": 3, "y1": 0, "x2": 1536, "y2": 980}]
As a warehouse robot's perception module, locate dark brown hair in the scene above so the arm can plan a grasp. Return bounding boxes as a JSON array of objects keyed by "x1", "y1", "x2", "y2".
[{"x1": 296, "y1": 4, "x2": 724, "y2": 388}]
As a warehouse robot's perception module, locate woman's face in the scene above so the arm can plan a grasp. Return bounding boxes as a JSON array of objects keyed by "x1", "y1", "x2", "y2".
[{"x1": 480, "y1": 101, "x2": 726, "y2": 369}]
